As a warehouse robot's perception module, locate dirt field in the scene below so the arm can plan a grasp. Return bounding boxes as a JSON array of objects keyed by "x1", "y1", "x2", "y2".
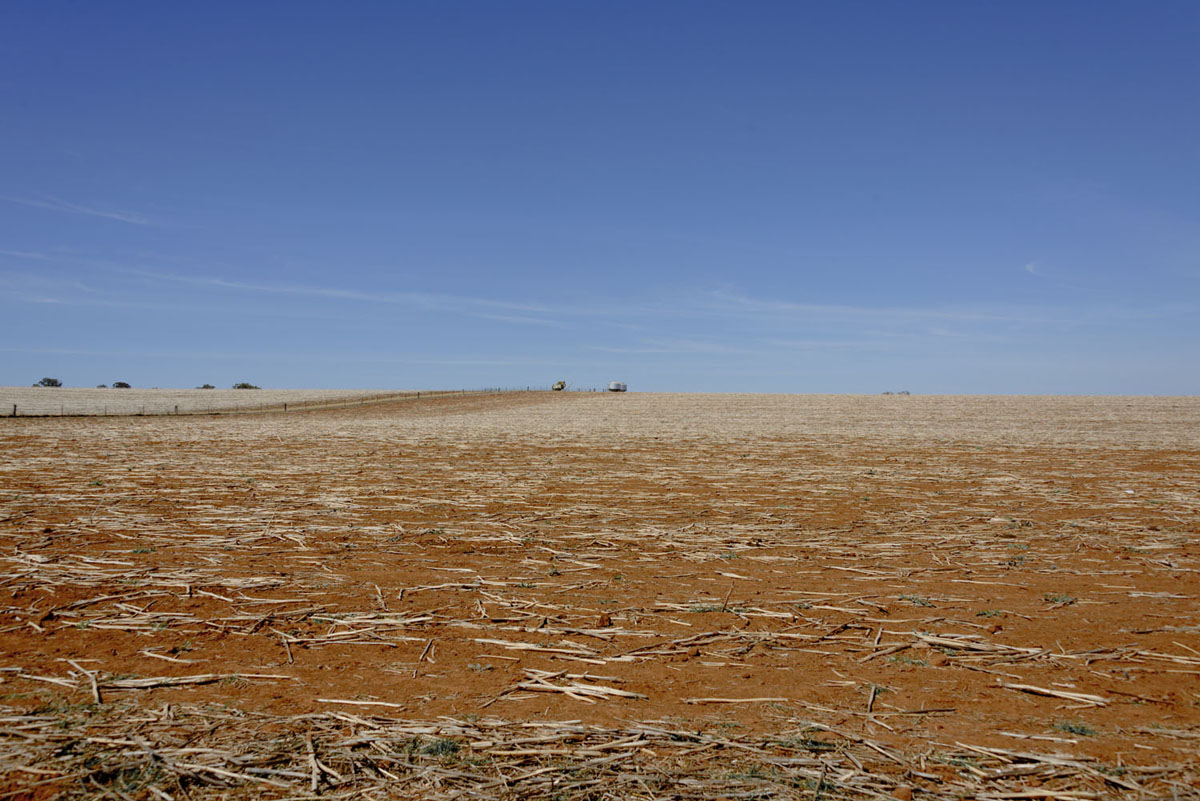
[{"x1": 1, "y1": 392, "x2": 1198, "y2": 799}]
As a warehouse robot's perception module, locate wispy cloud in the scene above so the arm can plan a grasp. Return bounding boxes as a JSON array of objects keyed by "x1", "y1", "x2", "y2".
[
  {"x1": 474, "y1": 313, "x2": 564, "y2": 327},
  {"x1": 690, "y1": 288, "x2": 1033, "y2": 325},
  {"x1": 0, "y1": 249, "x2": 53, "y2": 261},
  {"x1": 0, "y1": 346, "x2": 577, "y2": 368},
  {"x1": 0, "y1": 270, "x2": 116, "y2": 306},
  {"x1": 588, "y1": 337, "x2": 747, "y2": 355},
  {"x1": 1, "y1": 195, "x2": 154, "y2": 226},
  {"x1": 126, "y1": 269, "x2": 554, "y2": 316},
  {"x1": 0, "y1": 270, "x2": 369, "y2": 318},
  {"x1": 1025, "y1": 262, "x2": 1040, "y2": 276},
  {"x1": 0, "y1": 346, "x2": 273, "y2": 359},
  {"x1": 12, "y1": 250, "x2": 1192, "y2": 358},
  {"x1": 759, "y1": 337, "x2": 899, "y2": 352}
]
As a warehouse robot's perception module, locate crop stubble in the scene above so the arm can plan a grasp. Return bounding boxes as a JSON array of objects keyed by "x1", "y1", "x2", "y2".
[{"x1": 0, "y1": 392, "x2": 1197, "y2": 799}]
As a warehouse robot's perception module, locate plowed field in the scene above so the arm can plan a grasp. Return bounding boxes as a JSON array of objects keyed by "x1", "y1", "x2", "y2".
[{"x1": 1, "y1": 392, "x2": 1198, "y2": 799}]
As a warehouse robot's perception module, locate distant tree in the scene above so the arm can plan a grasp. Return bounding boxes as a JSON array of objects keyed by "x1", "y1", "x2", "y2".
[
  {"x1": 97, "y1": 384, "x2": 108, "y2": 388},
  {"x1": 232, "y1": 382, "x2": 260, "y2": 390},
  {"x1": 35, "y1": 377, "x2": 62, "y2": 387},
  {"x1": 198, "y1": 384, "x2": 215, "y2": 389},
  {"x1": 112, "y1": 381, "x2": 132, "y2": 389}
]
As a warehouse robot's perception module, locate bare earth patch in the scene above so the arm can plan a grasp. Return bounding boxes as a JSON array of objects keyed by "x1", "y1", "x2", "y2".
[{"x1": 1, "y1": 392, "x2": 1197, "y2": 799}]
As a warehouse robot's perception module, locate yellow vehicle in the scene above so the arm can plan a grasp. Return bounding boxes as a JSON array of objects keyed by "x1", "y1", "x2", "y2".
[{"x1": 552, "y1": 381, "x2": 566, "y2": 391}]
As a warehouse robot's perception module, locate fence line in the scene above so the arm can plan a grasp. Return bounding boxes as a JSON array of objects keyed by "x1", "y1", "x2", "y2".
[{"x1": 3, "y1": 387, "x2": 546, "y2": 418}]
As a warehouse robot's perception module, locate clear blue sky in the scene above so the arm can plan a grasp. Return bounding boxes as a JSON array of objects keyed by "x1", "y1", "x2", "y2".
[{"x1": 2, "y1": 2, "x2": 1197, "y2": 393}]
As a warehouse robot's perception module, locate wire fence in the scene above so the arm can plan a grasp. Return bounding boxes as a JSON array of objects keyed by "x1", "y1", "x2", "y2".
[{"x1": 1, "y1": 388, "x2": 539, "y2": 418}]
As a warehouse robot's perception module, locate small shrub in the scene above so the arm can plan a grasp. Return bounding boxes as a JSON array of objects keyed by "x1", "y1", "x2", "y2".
[
  {"x1": 777, "y1": 733, "x2": 835, "y2": 753},
  {"x1": 232, "y1": 382, "x2": 260, "y2": 389},
  {"x1": 1054, "y1": 720, "x2": 1096, "y2": 736},
  {"x1": 96, "y1": 384, "x2": 107, "y2": 388},
  {"x1": 1044, "y1": 592, "x2": 1076, "y2": 605},
  {"x1": 112, "y1": 381, "x2": 131, "y2": 389},
  {"x1": 198, "y1": 383, "x2": 215, "y2": 389},
  {"x1": 899, "y1": 594, "x2": 935, "y2": 607},
  {"x1": 889, "y1": 654, "x2": 927, "y2": 666},
  {"x1": 422, "y1": 738, "x2": 460, "y2": 757}
]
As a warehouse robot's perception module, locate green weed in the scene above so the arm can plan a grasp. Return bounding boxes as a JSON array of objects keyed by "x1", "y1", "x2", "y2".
[
  {"x1": 889, "y1": 654, "x2": 927, "y2": 666},
  {"x1": 1054, "y1": 720, "x2": 1096, "y2": 736},
  {"x1": 422, "y1": 737, "x2": 461, "y2": 757}
]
